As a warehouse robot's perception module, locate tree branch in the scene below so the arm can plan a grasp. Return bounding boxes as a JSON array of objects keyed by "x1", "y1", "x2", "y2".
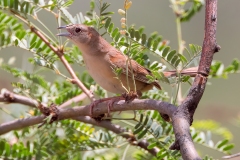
[
  {"x1": 170, "y1": 0, "x2": 219, "y2": 159},
  {"x1": 59, "y1": 93, "x2": 87, "y2": 108},
  {"x1": 0, "y1": 95, "x2": 176, "y2": 134},
  {"x1": 223, "y1": 152, "x2": 240, "y2": 159},
  {"x1": 0, "y1": 89, "x2": 39, "y2": 108},
  {"x1": 0, "y1": 90, "x2": 171, "y2": 156},
  {"x1": 0, "y1": 90, "x2": 176, "y2": 121},
  {"x1": 1, "y1": 98, "x2": 175, "y2": 133}
]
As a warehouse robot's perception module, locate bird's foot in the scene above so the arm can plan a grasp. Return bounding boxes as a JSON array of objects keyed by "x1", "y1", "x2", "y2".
[
  {"x1": 122, "y1": 91, "x2": 140, "y2": 103},
  {"x1": 89, "y1": 96, "x2": 125, "y2": 118},
  {"x1": 89, "y1": 91, "x2": 140, "y2": 120}
]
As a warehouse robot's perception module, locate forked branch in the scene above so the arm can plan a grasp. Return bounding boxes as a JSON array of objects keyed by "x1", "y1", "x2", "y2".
[{"x1": 170, "y1": 0, "x2": 219, "y2": 159}]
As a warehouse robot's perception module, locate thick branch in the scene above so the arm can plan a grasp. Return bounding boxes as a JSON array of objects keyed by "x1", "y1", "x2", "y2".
[
  {"x1": 0, "y1": 114, "x2": 159, "y2": 156},
  {"x1": 0, "y1": 92, "x2": 169, "y2": 156},
  {"x1": 171, "y1": 0, "x2": 218, "y2": 159},
  {"x1": 0, "y1": 91, "x2": 174, "y2": 156},
  {"x1": 0, "y1": 98, "x2": 176, "y2": 135}
]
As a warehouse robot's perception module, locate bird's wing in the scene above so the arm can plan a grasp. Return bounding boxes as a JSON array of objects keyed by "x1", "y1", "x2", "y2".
[{"x1": 108, "y1": 50, "x2": 161, "y2": 90}]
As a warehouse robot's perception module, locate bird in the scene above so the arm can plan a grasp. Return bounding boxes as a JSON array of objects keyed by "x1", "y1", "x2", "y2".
[{"x1": 57, "y1": 24, "x2": 198, "y2": 115}]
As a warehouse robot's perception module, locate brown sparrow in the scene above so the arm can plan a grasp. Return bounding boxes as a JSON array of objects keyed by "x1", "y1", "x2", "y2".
[{"x1": 57, "y1": 24, "x2": 198, "y2": 103}]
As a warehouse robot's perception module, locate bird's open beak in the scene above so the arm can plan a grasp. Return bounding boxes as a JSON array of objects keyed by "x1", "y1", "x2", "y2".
[
  {"x1": 57, "y1": 26, "x2": 70, "y2": 37},
  {"x1": 57, "y1": 26, "x2": 67, "y2": 29}
]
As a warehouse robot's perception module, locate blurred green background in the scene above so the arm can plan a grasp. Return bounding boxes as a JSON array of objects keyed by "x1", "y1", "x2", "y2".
[{"x1": 0, "y1": 0, "x2": 240, "y2": 158}]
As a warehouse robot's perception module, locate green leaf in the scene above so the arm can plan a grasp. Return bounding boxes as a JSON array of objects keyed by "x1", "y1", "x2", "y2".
[
  {"x1": 224, "y1": 65, "x2": 234, "y2": 73},
  {"x1": 159, "y1": 72, "x2": 170, "y2": 84},
  {"x1": 3, "y1": 0, "x2": 8, "y2": 7},
  {"x1": 171, "y1": 150, "x2": 180, "y2": 156},
  {"x1": 180, "y1": 1, "x2": 203, "y2": 22},
  {"x1": 189, "y1": 44, "x2": 197, "y2": 55},
  {"x1": 157, "y1": 150, "x2": 167, "y2": 158},
  {"x1": 147, "y1": 142, "x2": 157, "y2": 149},
  {"x1": 137, "y1": 128, "x2": 148, "y2": 139},
  {"x1": 4, "y1": 142, "x2": 10, "y2": 156},
  {"x1": 114, "y1": 32, "x2": 120, "y2": 42},
  {"x1": 145, "y1": 117, "x2": 153, "y2": 129},
  {"x1": 150, "y1": 61, "x2": 159, "y2": 70},
  {"x1": 181, "y1": 75, "x2": 191, "y2": 82},
  {"x1": 146, "y1": 37, "x2": 152, "y2": 48},
  {"x1": 174, "y1": 59, "x2": 180, "y2": 67},
  {"x1": 130, "y1": 28, "x2": 135, "y2": 38},
  {"x1": 143, "y1": 115, "x2": 149, "y2": 125},
  {"x1": 101, "y1": 11, "x2": 114, "y2": 16},
  {"x1": 146, "y1": 75, "x2": 154, "y2": 82},
  {"x1": 222, "y1": 144, "x2": 234, "y2": 151},
  {"x1": 21, "y1": 2, "x2": 30, "y2": 14},
  {"x1": 13, "y1": 0, "x2": 18, "y2": 10},
  {"x1": 108, "y1": 22, "x2": 114, "y2": 33},
  {"x1": 232, "y1": 59, "x2": 239, "y2": 71},
  {"x1": 134, "y1": 122, "x2": 142, "y2": 130},
  {"x1": 138, "y1": 26, "x2": 144, "y2": 34},
  {"x1": 134, "y1": 30, "x2": 140, "y2": 41},
  {"x1": 164, "y1": 135, "x2": 171, "y2": 143},
  {"x1": 141, "y1": 33, "x2": 146, "y2": 45},
  {"x1": 155, "y1": 125, "x2": 163, "y2": 136},
  {"x1": 162, "y1": 47, "x2": 170, "y2": 58},
  {"x1": 155, "y1": 36, "x2": 162, "y2": 43},
  {"x1": 0, "y1": 140, "x2": 4, "y2": 155},
  {"x1": 167, "y1": 50, "x2": 176, "y2": 61},
  {"x1": 14, "y1": 39, "x2": 18, "y2": 46},
  {"x1": 171, "y1": 55, "x2": 178, "y2": 65},
  {"x1": 139, "y1": 114, "x2": 143, "y2": 122},
  {"x1": 104, "y1": 18, "x2": 111, "y2": 29},
  {"x1": 100, "y1": 2, "x2": 110, "y2": 13},
  {"x1": 111, "y1": 28, "x2": 119, "y2": 38},
  {"x1": 133, "y1": 125, "x2": 144, "y2": 134},
  {"x1": 216, "y1": 139, "x2": 228, "y2": 149},
  {"x1": 178, "y1": 54, "x2": 187, "y2": 63},
  {"x1": 62, "y1": 0, "x2": 74, "y2": 7},
  {"x1": 152, "y1": 40, "x2": 159, "y2": 51}
]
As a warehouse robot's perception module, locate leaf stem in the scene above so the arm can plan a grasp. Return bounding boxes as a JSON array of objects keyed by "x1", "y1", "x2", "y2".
[{"x1": 175, "y1": 15, "x2": 184, "y2": 104}]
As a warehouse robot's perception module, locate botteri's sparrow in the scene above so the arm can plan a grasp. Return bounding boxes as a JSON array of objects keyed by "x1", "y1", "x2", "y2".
[{"x1": 57, "y1": 24, "x2": 198, "y2": 105}]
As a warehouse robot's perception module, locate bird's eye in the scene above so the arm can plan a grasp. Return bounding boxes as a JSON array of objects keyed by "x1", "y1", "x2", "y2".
[{"x1": 75, "y1": 27, "x2": 81, "y2": 33}]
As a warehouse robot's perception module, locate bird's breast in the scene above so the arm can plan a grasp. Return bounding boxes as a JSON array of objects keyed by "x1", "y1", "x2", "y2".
[{"x1": 82, "y1": 53, "x2": 126, "y2": 94}]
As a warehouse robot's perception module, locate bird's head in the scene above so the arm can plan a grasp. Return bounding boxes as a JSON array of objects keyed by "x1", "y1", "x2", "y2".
[{"x1": 57, "y1": 24, "x2": 97, "y2": 45}]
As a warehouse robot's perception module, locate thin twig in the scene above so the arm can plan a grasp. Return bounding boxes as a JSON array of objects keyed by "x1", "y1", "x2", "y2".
[
  {"x1": 59, "y1": 93, "x2": 87, "y2": 108},
  {"x1": 0, "y1": 89, "x2": 39, "y2": 108},
  {"x1": 223, "y1": 152, "x2": 240, "y2": 159}
]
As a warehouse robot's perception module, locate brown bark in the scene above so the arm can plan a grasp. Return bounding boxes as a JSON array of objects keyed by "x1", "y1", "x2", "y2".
[{"x1": 170, "y1": 0, "x2": 219, "y2": 159}]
